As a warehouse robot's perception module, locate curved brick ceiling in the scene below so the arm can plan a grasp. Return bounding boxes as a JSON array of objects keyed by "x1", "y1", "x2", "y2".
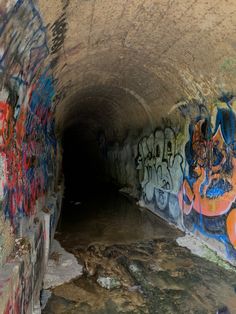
[{"x1": 39, "y1": 0, "x2": 236, "y2": 141}]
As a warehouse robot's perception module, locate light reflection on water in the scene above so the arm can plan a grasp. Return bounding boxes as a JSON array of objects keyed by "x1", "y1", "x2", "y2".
[
  {"x1": 48, "y1": 187, "x2": 236, "y2": 314},
  {"x1": 58, "y1": 188, "x2": 181, "y2": 247}
]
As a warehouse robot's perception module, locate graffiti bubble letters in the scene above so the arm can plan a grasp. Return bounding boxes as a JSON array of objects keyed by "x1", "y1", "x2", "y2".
[{"x1": 136, "y1": 127, "x2": 183, "y2": 222}]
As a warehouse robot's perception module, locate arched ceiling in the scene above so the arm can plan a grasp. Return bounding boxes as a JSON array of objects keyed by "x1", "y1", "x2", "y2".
[{"x1": 39, "y1": 0, "x2": 236, "y2": 142}]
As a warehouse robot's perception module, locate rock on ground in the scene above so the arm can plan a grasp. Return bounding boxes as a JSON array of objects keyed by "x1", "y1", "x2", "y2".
[{"x1": 43, "y1": 239, "x2": 83, "y2": 289}]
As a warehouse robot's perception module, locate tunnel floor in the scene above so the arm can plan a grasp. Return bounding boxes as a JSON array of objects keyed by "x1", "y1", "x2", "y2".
[{"x1": 43, "y1": 188, "x2": 236, "y2": 314}]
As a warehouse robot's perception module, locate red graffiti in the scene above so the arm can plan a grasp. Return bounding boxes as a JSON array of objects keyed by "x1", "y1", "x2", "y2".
[
  {"x1": 15, "y1": 109, "x2": 26, "y2": 147},
  {"x1": 178, "y1": 121, "x2": 236, "y2": 217},
  {"x1": 0, "y1": 101, "x2": 13, "y2": 150},
  {"x1": 4, "y1": 287, "x2": 22, "y2": 314},
  {"x1": 178, "y1": 116, "x2": 236, "y2": 249}
]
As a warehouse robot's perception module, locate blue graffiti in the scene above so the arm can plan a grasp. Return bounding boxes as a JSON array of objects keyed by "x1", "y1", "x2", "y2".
[
  {"x1": 181, "y1": 95, "x2": 236, "y2": 258},
  {"x1": 0, "y1": 0, "x2": 57, "y2": 225}
]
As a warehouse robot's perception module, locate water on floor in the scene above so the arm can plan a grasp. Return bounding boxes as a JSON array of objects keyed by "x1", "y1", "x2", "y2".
[{"x1": 43, "y1": 188, "x2": 236, "y2": 314}]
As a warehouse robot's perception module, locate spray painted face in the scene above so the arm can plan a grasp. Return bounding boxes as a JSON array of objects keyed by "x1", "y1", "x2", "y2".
[
  {"x1": 192, "y1": 120, "x2": 231, "y2": 199},
  {"x1": 179, "y1": 115, "x2": 236, "y2": 217},
  {"x1": 178, "y1": 104, "x2": 236, "y2": 249}
]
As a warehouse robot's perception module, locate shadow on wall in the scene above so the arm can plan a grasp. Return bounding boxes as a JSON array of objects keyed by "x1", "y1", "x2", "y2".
[{"x1": 136, "y1": 95, "x2": 236, "y2": 262}]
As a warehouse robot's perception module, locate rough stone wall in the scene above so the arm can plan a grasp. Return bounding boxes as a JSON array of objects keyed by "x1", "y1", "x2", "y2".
[
  {"x1": 0, "y1": 1, "x2": 62, "y2": 312},
  {"x1": 105, "y1": 95, "x2": 236, "y2": 265}
]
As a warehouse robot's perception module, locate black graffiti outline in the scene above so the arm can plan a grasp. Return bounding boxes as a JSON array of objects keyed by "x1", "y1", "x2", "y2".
[
  {"x1": 136, "y1": 127, "x2": 183, "y2": 219},
  {"x1": 51, "y1": 13, "x2": 68, "y2": 55}
]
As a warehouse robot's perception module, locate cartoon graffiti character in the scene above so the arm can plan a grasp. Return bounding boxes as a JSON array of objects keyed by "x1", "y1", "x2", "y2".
[{"x1": 178, "y1": 100, "x2": 236, "y2": 249}]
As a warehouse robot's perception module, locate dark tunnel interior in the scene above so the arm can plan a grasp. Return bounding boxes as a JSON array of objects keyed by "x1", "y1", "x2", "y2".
[
  {"x1": 61, "y1": 122, "x2": 115, "y2": 203},
  {"x1": 58, "y1": 88, "x2": 149, "y2": 205}
]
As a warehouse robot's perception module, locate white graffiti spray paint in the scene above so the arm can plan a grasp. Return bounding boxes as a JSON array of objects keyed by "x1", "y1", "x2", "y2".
[{"x1": 136, "y1": 127, "x2": 184, "y2": 222}]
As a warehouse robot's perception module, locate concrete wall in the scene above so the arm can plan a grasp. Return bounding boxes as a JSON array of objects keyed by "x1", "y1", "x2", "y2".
[
  {"x1": 0, "y1": 1, "x2": 62, "y2": 312},
  {"x1": 104, "y1": 95, "x2": 236, "y2": 265},
  {"x1": 1, "y1": 0, "x2": 236, "y2": 311}
]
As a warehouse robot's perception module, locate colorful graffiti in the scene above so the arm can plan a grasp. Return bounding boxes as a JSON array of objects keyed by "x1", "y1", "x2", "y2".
[
  {"x1": 136, "y1": 127, "x2": 183, "y2": 223},
  {"x1": 0, "y1": 0, "x2": 60, "y2": 311},
  {"x1": 0, "y1": 221, "x2": 45, "y2": 314},
  {"x1": 0, "y1": 0, "x2": 57, "y2": 227},
  {"x1": 178, "y1": 97, "x2": 236, "y2": 257},
  {"x1": 135, "y1": 97, "x2": 236, "y2": 259}
]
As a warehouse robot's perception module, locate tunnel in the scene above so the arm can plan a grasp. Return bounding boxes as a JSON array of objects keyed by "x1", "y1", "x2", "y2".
[{"x1": 1, "y1": 0, "x2": 236, "y2": 313}]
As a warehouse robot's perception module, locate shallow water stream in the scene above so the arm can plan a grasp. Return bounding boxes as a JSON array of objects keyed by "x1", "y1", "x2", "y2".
[{"x1": 43, "y1": 188, "x2": 236, "y2": 314}]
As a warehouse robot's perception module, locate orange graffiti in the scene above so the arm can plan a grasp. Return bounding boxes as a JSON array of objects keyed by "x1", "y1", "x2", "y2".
[
  {"x1": 226, "y1": 209, "x2": 236, "y2": 248},
  {"x1": 0, "y1": 101, "x2": 13, "y2": 149},
  {"x1": 179, "y1": 122, "x2": 236, "y2": 217}
]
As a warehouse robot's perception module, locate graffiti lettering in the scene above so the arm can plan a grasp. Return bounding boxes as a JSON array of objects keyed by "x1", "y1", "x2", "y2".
[
  {"x1": 51, "y1": 13, "x2": 68, "y2": 54},
  {"x1": 136, "y1": 127, "x2": 183, "y2": 223}
]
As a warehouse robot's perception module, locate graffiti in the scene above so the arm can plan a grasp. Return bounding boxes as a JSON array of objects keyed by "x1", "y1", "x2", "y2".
[
  {"x1": 0, "y1": 1, "x2": 63, "y2": 312},
  {"x1": 0, "y1": 101, "x2": 13, "y2": 149},
  {"x1": 176, "y1": 100, "x2": 209, "y2": 120},
  {"x1": 0, "y1": 0, "x2": 57, "y2": 226},
  {"x1": 136, "y1": 127, "x2": 183, "y2": 223},
  {"x1": 4, "y1": 292, "x2": 22, "y2": 314},
  {"x1": 52, "y1": 78, "x2": 72, "y2": 109},
  {"x1": 134, "y1": 97, "x2": 236, "y2": 259},
  {"x1": 50, "y1": 3, "x2": 70, "y2": 113},
  {"x1": 61, "y1": 0, "x2": 70, "y2": 10},
  {"x1": 178, "y1": 97, "x2": 236, "y2": 257},
  {"x1": 51, "y1": 13, "x2": 68, "y2": 54},
  {"x1": 180, "y1": 69, "x2": 218, "y2": 99},
  {"x1": 1, "y1": 233, "x2": 44, "y2": 313}
]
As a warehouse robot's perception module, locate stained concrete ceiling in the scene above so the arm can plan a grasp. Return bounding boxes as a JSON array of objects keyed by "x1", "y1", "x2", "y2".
[{"x1": 39, "y1": 0, "x2": 236, "y2": 142}]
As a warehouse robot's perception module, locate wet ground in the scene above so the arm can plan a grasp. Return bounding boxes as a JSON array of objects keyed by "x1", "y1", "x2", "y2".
[{"x1": 43, "y1": 188, "x2": 236, "y2": 314}]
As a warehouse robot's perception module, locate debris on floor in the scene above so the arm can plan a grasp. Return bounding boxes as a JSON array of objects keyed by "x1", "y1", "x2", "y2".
[
  {"x1": 97, "y1": 276, "x2": 121, "y2": 290},
  {"x1": 43, "y1": 239, "x2": 83, "y2": 289},
  {"x1": 43, "y1": 239, "x2": 236, "y2": 314},
  {"x1": 43, "y1": 191, "x2": 236, "y2": 313}
]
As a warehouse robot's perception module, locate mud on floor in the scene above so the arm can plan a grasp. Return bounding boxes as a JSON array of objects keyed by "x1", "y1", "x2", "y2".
[{"x1": 43, "y1": 238, "x2": 236, "y2": 314}]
